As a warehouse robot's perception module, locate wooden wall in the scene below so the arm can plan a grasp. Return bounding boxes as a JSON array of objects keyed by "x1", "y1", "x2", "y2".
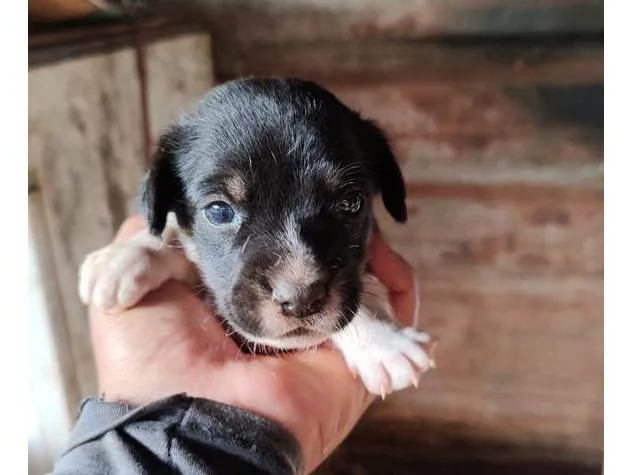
[
  {"x1": 28, "y1": 2, "x2": 602, "y2": 473},
  {"x1": 322, "y1": 82, "x2": 603, "y2": 473},
  {"x1": 28, "y1": 32, "x2": 213, "y2": 473}
]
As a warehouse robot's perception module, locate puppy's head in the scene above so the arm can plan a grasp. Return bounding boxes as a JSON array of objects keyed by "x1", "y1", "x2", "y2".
[{"x1": 142, "y1": 78, "x2": 406, "y2": 349}]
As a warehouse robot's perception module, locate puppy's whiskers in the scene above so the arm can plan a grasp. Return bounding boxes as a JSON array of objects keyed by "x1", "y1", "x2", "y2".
[
  {"x1": 360, "y1": 290, "x2": 391, "y2": 306},
  {"x1": 269, "y1": 148, "x2": 278, "y2": 165},
  {"x1": 287, "y1": 136, "x2": 300, "y2": 156},
  {"x1": 241, "y1": 235, "x2": 251, "y2": 255},
  {"x1": 192, "y1": 283, "x2": 210, "y2": 297},
  {"x1": 236, "y1": 338, "x2": 250, "y2": 358}
]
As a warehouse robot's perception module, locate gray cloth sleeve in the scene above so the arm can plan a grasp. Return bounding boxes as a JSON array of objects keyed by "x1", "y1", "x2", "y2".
[{"x1": 52, "y1": 393, "x2": 304, "y2": 475}]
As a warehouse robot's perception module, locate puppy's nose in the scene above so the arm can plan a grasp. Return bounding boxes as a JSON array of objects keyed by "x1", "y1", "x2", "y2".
[{"x1": 272, "y1": 281, "x2": 328, "y2": 318}]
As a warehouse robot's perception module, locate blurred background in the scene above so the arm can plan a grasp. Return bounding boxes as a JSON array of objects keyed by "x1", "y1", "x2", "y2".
[{"x1": 28, "y1": 1, "x2": 603, "y2": 474}]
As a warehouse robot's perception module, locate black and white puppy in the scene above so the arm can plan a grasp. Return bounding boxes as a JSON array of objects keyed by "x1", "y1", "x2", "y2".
[{"x1": 79, "y1": 78, "x2": 433, "y2": 396}]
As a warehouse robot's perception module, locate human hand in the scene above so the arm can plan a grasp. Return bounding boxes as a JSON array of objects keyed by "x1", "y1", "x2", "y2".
[{"x1": 89, "y1": 215, "x2": 423, "y2": 473}]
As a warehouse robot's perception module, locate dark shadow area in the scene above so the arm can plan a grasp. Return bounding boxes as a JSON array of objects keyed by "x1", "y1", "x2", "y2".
[
  {"x1": 509, "y1": 84, "x2": 603, "y2": 129},
  {"x1": 506, "y1": 84, "x2": 604, "y2": 151},
  {"x1": 318, "y1": 457, "x2": 601, "y2": 475},
  {"x1": 316, "y1": 417, "x2": 602, "y2": 475}
]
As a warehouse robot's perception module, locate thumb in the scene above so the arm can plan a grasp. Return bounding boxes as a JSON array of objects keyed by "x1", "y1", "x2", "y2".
[
  {"x1": 368, "y1": 229, "x2": 418, "y2": 327},
  {"x1": 114, "y1": 215, "x2": 148, "y2": 242}
]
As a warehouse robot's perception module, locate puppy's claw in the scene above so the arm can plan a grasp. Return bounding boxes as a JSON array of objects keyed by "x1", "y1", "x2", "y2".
[
  {"x1": 424, "y1": 339, "x2": 438, "y2": 369},
  {"x1": 336, "y1": 320, "x2": 435, "y2": 398},
  {"x1": 424, "y1": 339, "x2": 438, "y2": 355}
]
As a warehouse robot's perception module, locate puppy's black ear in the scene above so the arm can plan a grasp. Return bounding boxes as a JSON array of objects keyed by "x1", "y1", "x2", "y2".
[
  {"x1": 363, "y1": 120, "x2": 408, "y2": 223},
  {"x1": 140, "y1": 126, "x2": 190, "y2": 237}
]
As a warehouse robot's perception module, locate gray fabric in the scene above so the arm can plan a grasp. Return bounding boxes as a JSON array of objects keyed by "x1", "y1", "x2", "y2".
[{"x1": 53, "y1": 393, "x2": 303, "y2": 475}]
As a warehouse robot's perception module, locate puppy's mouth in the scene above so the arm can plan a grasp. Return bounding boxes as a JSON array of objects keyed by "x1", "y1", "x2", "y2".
[
  {"x1": 223, "y1": 289, "x2": 348, "y2": 351},
  {"x1": 284, "y1": 327, "x2": 314, "y2": 337},
  {"x1": 222, "y1": 318, "x2": 332, "y2": 352}
]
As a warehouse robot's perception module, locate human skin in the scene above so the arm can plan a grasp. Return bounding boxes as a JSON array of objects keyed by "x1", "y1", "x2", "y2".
[{"x1": 89, "y1": 215, "x2": 424, "y2": 473}]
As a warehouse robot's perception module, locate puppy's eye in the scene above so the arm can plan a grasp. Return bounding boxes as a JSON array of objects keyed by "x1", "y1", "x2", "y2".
[
  {"x1": 337, "y1": 193, "x2": 364, "y2": 215},
  {"x1": 204, "y1": 201, "x2": 236, "y2": 225}
]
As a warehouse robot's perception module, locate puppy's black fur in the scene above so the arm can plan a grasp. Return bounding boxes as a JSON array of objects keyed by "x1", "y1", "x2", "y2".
[{"x1": 141, "y1": 78, "x2": 407, "y2": 348}]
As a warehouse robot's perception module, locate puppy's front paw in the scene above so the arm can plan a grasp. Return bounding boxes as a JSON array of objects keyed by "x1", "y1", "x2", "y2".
[
  {"x1": 334, "y1": 320, "x2": 435, "y2": 398},
  {"x1": 78, "y1": 239, "x2": 165, "y2": 312}
]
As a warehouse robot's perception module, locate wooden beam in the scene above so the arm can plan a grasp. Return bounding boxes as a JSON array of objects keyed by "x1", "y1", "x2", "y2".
[
  {"x1": 145, "y1": 34, "x2": 215, "y2": 139},
  {"x1": 29, "y1": 16, "x2": 207, "y2": 68}
]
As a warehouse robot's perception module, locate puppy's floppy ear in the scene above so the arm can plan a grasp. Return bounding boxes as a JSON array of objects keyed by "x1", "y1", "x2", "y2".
[
  {"x1": 140, "y1": 125, "x2": 191, "y2": 237},
  {"x1": 362, "y1": 120, "x2": 408, "y2": 223}
]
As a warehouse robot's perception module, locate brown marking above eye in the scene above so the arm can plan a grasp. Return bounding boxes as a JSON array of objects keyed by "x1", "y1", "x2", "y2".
[
  {"x1": 198, "y1": 173, "x2": 247, "y2": 204},
  {"x1": 326, "y1": 161, "x2": 369, "y2": 192},
  {"x1": 224, "y1": 174, "x2": 247, "y2": 203}
]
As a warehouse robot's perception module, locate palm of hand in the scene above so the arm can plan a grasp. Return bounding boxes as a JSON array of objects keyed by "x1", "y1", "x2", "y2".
[{"x1": 89, "y1": 216, "x2": 417, "y2": 473}]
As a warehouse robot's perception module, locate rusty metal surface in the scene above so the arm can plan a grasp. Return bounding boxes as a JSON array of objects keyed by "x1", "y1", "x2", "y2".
[
  {"x1": 198, "y1": 0, "x2": 603, "y2": 46},
  {"x1": 216, "y1": 37, "x2": 603, "y2": 86}
]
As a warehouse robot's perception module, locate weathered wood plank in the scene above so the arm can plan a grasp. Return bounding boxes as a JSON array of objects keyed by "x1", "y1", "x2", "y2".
[
  {"x1": 29, "y1": 16, "x2": 206, "y2": 68},
  {"x1": 28, "y1": 31, "x2": 214, "y2": 402},
  {"x1": 28, "y1": 48, "x2": 146, "y2": 397},
  {"x1": 217, "y1": 40, "x2": 603, "y2": 86},
  {"x1": 28, "y1": 191, "x2": 77, "y2": 473},
  {"x1": 333, "y1": 83, "x2": 603, "y2": 135},
  {"x1": 404, "y1": 279, "x2": 601, "y2": 399},
  {"x1": 202, "y1": 0, "x2": 603, "y2": 46},
  {"x1": 146, "y1": 33, "x2": 214, "y2": 139},
  {"x1": 375, "y1": 194, "x2": 602, "y2": 278},
  {"x1": 313, "y1": 274, "x2": 603, "y2": 472},
  {"x1": 370, "y1": 190, "x2": 602, "y2": 457},
  {"x1": 330, "y1": 83, "x2": 603, "y2": 190}
]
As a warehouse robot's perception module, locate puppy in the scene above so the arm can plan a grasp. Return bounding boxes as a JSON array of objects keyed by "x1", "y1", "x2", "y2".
[{"x1": 79, "y1": 78, "x2": 434, "y2": 397}]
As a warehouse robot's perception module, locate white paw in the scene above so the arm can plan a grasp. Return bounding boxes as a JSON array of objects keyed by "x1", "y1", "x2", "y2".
[
  {"x1": 334, "y1": 319, "x2": 435, "y2": 397},
  {"x1": 78, "y1": 238, "x2": 165, "y2": 312}
]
